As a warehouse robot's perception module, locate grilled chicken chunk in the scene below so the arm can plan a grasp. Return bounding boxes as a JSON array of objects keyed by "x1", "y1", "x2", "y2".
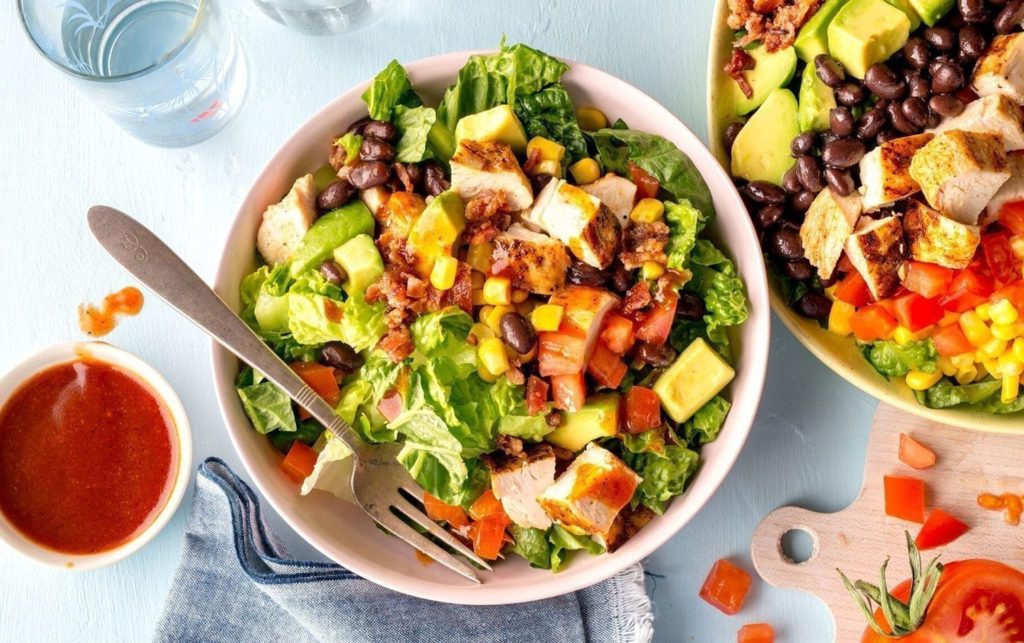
[
  {"x1": 360, "y1": 186, "x2": 390, "y2": 217},
  {"x1": 903, "y1": 200, "x2": 981, "y2": 270},
  {"x1": 524, "y1": 178, "x2": 622, "y2": 268},
  {"x1": 537, "y1": 444, "x2": 642, "y2": 537},
  {"x1": 859, "y1": 133, "x2": 933, "y2": 211},
  {"x1": 481, "y1": 443, "x2": 557, "y2": 530},
  {"x1": 256, "y1": 174, "x2": 317, "y2": 266},
  {"x1": 845, "y1": 216, "x2": 905, "y2": 300},
  {"x1": 537, "y1": 286, "x2": 619, "y2": 377},
  {"x1": 985, "y1": 151, "x2": 1024, "y2": 227},
  {"x1": 908, "y1": 130, "x2": 1010, "y2": 225},
  {"x1": 800, "y1": 187, "x2": 862, "y2": 279},
  {"x1": 492, "y1": 223, "x2": 570, "y2": 295},
  {"x1": 972, "y1": 33, "x2": 1024, "y2": 105},
  {"x1": 450, "y1": 140, "x2": 534, "y2": 211},
  {"x1": 579, "y1": 174, "x2": 638, "y2": 227},
  {"x1": 935, "y1": 94, "x2": 1024, "y2": 151},
  {"x1": 594, "y1": 504, "x2": 656, "y2": 553}
]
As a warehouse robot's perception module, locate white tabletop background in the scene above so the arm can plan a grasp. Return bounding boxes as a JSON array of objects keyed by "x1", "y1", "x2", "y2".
[{"x1": 0, "y1": 1, "x2": 880, "y2": 640}]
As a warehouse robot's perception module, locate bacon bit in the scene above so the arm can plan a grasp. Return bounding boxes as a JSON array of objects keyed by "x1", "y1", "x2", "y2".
[
  {"x1": 977, "y1": 492, "x2": 1024, "y2": 525},
  {"x1": 406, "y1": 275, "x2": 427, "y2": 299},
  {"x1": 724, "y1": 48, "x2": 756, "y2": 100},
  {"x1": 464, "y1": 190, "x2": 512, "y2": 244},
  {"x1": 506, "y1": 362, "x2": 525, "y2": 386},
  {"x1": 78, "y1": 286, "x2": 144, "y2": 337},
  {"x1": 727, "y1": 0, "x2": 822, "y2": 53},
  {"x1": 620, "y1": 221, "x2": 669, "y2": 270},
  {"x1": 521, "y1": 147, "x2": 543, "y2": 175},
  {"x1": 621, "y1": 282, "x2": 653, "y2": 317},
  {"x1": 378, "y1": 327, "x2": 414, "y2": 363}
]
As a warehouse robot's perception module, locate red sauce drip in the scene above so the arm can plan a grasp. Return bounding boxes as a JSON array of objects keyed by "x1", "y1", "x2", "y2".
[
  {"x1": 570, "y1": 463, "x2": 636, "y2": 510},
  {"x1": 323, "y1": 298, "x2": 344, "y2": 323},
  {"x1": 0, "y1": 359, "x2": 177, "y2": 554},
  {"x1": 78, "y1": 287, "x2": 144, "y2": 337}
]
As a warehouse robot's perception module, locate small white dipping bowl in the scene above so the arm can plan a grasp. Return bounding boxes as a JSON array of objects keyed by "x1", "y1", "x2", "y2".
[{"x1": 0, "y1": 342, "x2": 192, "y2": 570}]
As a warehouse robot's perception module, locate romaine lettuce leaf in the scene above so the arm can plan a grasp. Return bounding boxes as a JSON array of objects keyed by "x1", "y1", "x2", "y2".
[
  {"x1": 663, "y1": 199, "x2": 707, "y2": 270},
  {"x1": 508, "y1": 526, "x2": 552, "y2": 570},
  {"x1": 235, "y1": 367, "x2": 297, "y2": 435},
  {"x1": 268, "y1": 418, "x2": 322, "y2": 453},
  {"x1": 300, "y1": 432, "x2": 355, "y2": 502},
  {"x1": 286, "y1": 292, "x2": 387, "y2": 351},
  {"x1": 549, "y1": 525, "x2": 604, "y2": 572},
  {"x1": 683, "y1": 396, "x2": 731, "y2": 445},
  {"x1": 515, "y1": 84, "x2": 588, "y2": 163},
  {"x1": 914, "y1": 379, "x2": 1006, "y2": 410},
  {"x1": 361, "y1": 59, "x2": 423, "y2": 121},
  {"x1": 623, "y1": 444, "x2": 700, "y2": 514},
  {"x1": 687, "y1": 240, "x2": 748, "y2": 357},
  {"x1": 862, "y1": 340, "x2": 937, "y2": 379}
]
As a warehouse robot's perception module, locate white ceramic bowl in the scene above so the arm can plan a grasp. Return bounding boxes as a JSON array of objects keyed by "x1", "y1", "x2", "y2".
[
  {"x1": 211, "y1": 51, "x2": 770, "y2": 604},
  {"x1": 0, "y1": 342, "x2": 192, "y2": 570}
]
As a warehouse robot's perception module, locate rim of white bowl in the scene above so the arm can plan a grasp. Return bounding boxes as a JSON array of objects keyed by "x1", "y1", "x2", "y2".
[
  {"x1": 0, "y1": 341, "x2": 192, "y2": 570},
  {"x1": 211, "y1": 50, "x2": 770, "y2": 604}
]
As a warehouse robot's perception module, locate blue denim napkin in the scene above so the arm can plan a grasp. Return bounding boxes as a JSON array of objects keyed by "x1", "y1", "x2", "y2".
[{"x1": 154, "y1": 458, "x2": 654, "y2": 643}]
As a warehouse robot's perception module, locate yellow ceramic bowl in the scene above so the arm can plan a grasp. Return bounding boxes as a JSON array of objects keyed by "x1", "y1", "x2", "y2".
[{"x1": 706, "y1": 0, "x2": 1021, "y2": 432}]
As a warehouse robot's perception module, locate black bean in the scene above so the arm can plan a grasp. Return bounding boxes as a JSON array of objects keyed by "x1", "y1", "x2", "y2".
[
  {"x1": 796, "y1": 155, "x2": 825, "y2": 191},
  {"x1": 877, "y1": 128, "x2": 901, "y2": 144},
  {"x1": 886, "y1": 102, "x2": 918, "y2": 134},
  {"x1": 635, "y1": 342, "x2": 676, "y2": 368},
  {"x1": 348, "y1": 161, "x2": 391, "y2": 189},
  {"x1": 834, "y1": 82, "x2": 867, "y2": 106},
  {"x1": 783, "y1": 258, "x2": 816, "y2": 281},
  {"x1": 319, "y1": 260, "x2": 346, "y2": 285},
  {"x1": 782, "y1": 166, "x2": 804, "y2": 194},
  {"x1": 359, "y1": 136, "x2": 395, "y2": 163},
  {"x1": 901, "y1": 97, "x2": 930, "y2": 128},
  {"x1": 422, "y1": 160, "x2": 449, "y2": 196},
  {"x1": 724, "y1": 122, "x2": 744, "y2": 151},
  {"x1": 790, "y1": 190, "x2": 817, "y2": 212},
  {"x1": 384, "y1": 176, "x2": 404, "y2": 193},
  {"x1": 742, "y1": 180, "x2": 787, "y2": 204},
  {"x1": 907, "y1": 72, "x2": 931, "y2": 100},
  {"x1": 930, "y1": 60, "x2": 965, "y2": 94},
  {"x1": 755, "y1": 204, "x2": 785, "y2": 229},
  {"x1": 820, "y1": 131, "x2": 841, "y2": 146},
  {"x1": 822, "y1": 137, "x2": 866, "y2": 169},
  {"x1": 567, "y1": 260, "x2": 608, "y2": 287},
  {"x1": 856, "y1": 108, "x2": 887, "y2": 139},
  {"x1": 791, "y1": 132, "x2": 817, "y2": 156},
  {"x1": 825, "y1": 167, "x2": 856, "y2": 196},
  {"x1": 958, "y1": 0, "x2": 987, "y2": 22},
  {"x1": 996, "y1": 0, "x2": 1024, "y2": 33},
  {"x1": 768, "y1": 224, "x2": 804, "y2": 260},
  {"x1": 794, "y1": 292, "x2": 832, "y2": 320},
  {"x1": 610, "y1": 262, "x2": 633, "y2": 294},
  {"x1": 924, "y1": 26, "x2": 956, "y2": 51},
  {"x1": 530, "y1": 173, "x2": 555, "y2": 194},
  {"x1": 904, "y1": 36, "x2": 931, "y2": 69},
  {"x1": 864, "y1": 63, "x2": 907, "y2": 100},
  {"x1": 317, "y1": 180, "x2": 355, "y2": 211},
  {"x1": 320, "y1": 341, "x2": 364, "y2": 371},
  {"x1": 929, "y1": 93, "x2": 965, "y2": 118},
  {"x1": 500, "y1": 313, "x2": 536, "y2": 354},
  {"x1": 814, "y1": 54, "x2": 846, "y2": 87},
  {"x1": 676, "y1": 292, "x2": 707, "y2": 321},
  {"x1": 830, "y1": 106, "x2": 855, "y2": 136},
  {"x1": 927, "y1": 112, "x2": 942, "y2": 129},
  {"x1": 958, "y1": 25, "x2": 987, "y2": 61},
  {"x1": 345, "y1": 116, "x2": 372, "y2": 135},
  {"x1": 362, "y1": 120, "x2": 397, "y2": 141}
]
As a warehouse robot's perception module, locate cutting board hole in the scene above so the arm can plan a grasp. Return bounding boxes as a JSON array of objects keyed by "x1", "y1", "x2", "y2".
[{"x1": 780, "y1": 528, "x2": 815, "y2": 564}]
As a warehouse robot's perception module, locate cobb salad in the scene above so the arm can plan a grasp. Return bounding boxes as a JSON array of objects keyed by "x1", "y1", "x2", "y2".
[
  {"x1": 722, "y1": 0, "x2": 1024, "y2": 414},
  {"x1": 234, "y1": 42, "x2": 749, "y2": 571}
]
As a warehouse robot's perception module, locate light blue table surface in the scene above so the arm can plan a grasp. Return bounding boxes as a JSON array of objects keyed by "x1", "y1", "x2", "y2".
[{"x1": 0, "y1": 1, "x2": 879, "y2": 640}]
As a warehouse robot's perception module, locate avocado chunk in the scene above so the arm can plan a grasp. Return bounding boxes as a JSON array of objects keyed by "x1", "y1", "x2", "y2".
[
  {"x1": 312, "y1": 163, "x2": 339, "y2": 191},
  {"x1": 883, "y1": 0, "x2": 922, "y2": 29},
  {"x1": 288, "y1": 201, "x2": 375, "y2": 278},
  {"x1": 454, "y1": 104, "x2": 528, "y2": 154},
  {"x1": 729, "y1": 44, "x2": 798, "y2": 116},
  {"x1": 828, "y1": 0, "x2": 911, "y2": 79},
  {"x1": 545, "y1": 393, "x2": 620, "y2": 452},
  {"x1": 653, "y1": 338, "x2": 735, "y2": 424},
  {"x1": 253, "y1": 291, "x2": 290, "y2": 333},
  {"x1": 406, "y1": 190, "x2": 466, "y2": 278},
  {"x1": 798, "y1": 64, "x2": 837, "y2": 133},
  {"x1": 794, "y1": 0, "x2": 850, "y2": 63},
  {"x1": 907, "y1": 0, "x2": 953, "y2": 26},
  {"x1": 731, "y1": 88, "x2": 799, "y2": 186},
  {"x1": 333, "y1": 234, "x2": 384, "y2": 296}
]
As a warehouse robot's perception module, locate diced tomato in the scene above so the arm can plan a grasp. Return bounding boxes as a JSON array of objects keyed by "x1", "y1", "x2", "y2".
[
  {"x1": 623, "y1": 386, "x2": 662, "y2": 434},
  {"x1": 931, "y1": 323, "x2": 972, "y2": 357},
  {"x1": 468, "y1": 489, "x2": 506, "y2": 521},
  {"x1": 883, "y1": 475, "x2": 926, "y2": 523},
  {"x1": 849, "y1": 303, "x2": 899, "y2": 342},
  {"x1": 469, "y1": 515, "x2": 509, "y2": 560},
  {"x1": 587, "y1": 343, "x2": 628, "y2": 389},
  {"x1": 280, "y1": 441, "x2": 318, "y2": 483},
  {"x1": 915, "y1": 509, "x2": 970, "y2": 551},
  {"x1": 737, "y1": 623, "x2": 775, "y2": 643},
  {"x1": 899, "y1": 433, "x2": 937, "y2": 470},
  {"x1": 999, "y1": 200, "x2": 1024, "y2": 237},
  {"x1": 992, "y1": 280, "x2": 1024, "y2": 313},
  {"x1": 377, "y1": 389, "x2": 404, "y2": 423},
  {"x1": 600, "y1": 313, "x2": 636, "y2": 355},
  {"x1": 525, "y1": 375, "x2": 549, "y2": 416},
  {"x1": 941, "y1": 269, "x2": 994, "y2": 312},
  {"x1": 635, "y1": 293, "x2": 678, "y2": 345},
  {"x1": 423, "y1": 492, "x2": 469, "y2": 528},
  {"x1": 290, "y1": 361, "x2": 341, "y2": 407},
  {"x1": 902, "y1": 261, "x2": 954, "y2": 299},
  {"x1": 835, "y1": 271, "x2": 873, "y2": 308},
  {"x1": 699, "y1": 559, "x2": 753, "y2": 616},
  {"x1": 537, "y1": 331, "x2": 589, "y2": 377},
  {"x1": 551, "y1": 371, "x2": 586, "y2": 412},
  {"x1": 982, "y1": 231, "x2": 1020, "y2": 284},
  {"x1": 628, "y1": 161, "x2": 660, "y2": 199},
  {"x1": 892, "y1": 293, "x2": 945, "y2": 332}
]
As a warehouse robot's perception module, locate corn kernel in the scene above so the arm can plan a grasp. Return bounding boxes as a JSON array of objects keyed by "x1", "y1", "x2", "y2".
[
  {"x1": 472, "y1": 289, "x2": 486, "y2": 306},
  {"x1": 937, "y1": 356, "x2": 957, "y2": 377},
  {"x1": 1011, "y1": 235, "x2": 1024, "y2": 261},
  {"x1": 951, "y1": 353, "x2": 975, "y2": 369},
  {"x1": 1014, "y1": 338, "x2": 1024, "y2": 362},
  {"x1": 511, "y1": 289, "x2": 529, "y2": 303},
  {"x1": 939, "y1": 311, "x2": 961, "y2": 327},
  {"x1": 998, "y1": 351, "x2": 1024, "y2": 377},
  {"x1": 893, "y1": 326, "x2": 916, "y2": 346},
  {"x1": 527, "y1": 136, "x2": 566, "y2": 163},
  {"x1": 992, "y1": 323, "x2": 1024, "y2": 341},
  {"x1": 530, "y1": 159, "x2": 562, "y2": 178},
  {"x1": 1002, "y1": 374, "x2": 1020, "y2": 404},
  {"x1": 641, "y1": 261, "x2": 666, "y2": 280},
  {"x1": 991, "y1": 299, "x2": 1020, "y2": 326},
  {"x1": 569, "y1": 158, "x2": 600, "y2": 185},
  {"x1": 483, "y1": 276, "x2": 512, "y2": 305},
  {"x1": 975, "y1": 302, "x2": 992, "y2": 322},
  {"x1": 906, "y1": 369, "x2": 943, "y2": 391},
  {"x1": 467, "y1": 242, "x2": 493, "y2": 273},
  {"x1": 959, "y1": 311, "x2": 992, "y2": 346},
  {"x1": 630, "y1": 198, "x2": 666, "y2": 224},
  {"x1": 478, "y1": 338, "x2": 510, "y2": 376},
  {"x1": 985, "y1": 358, "x2": 1001, "y2": 376},
  {"x1": 828, "y1": 300, "x2": 856, "y2": 336},
  {"x1": 469, "y1": 322, "x2": 496, "y2": 342},
  {"x1": 483, "y1": 305, "x2": 513, "y2": 333},
  {"x1": 981, "y1": 337, "x2": 1008, "y2": 359},
  {"x1": 576, "y1": 107, "x2": 608, "y2": 132},
  {"x1": 429, "y1": 255, "x2": 458, "y2": 291},
  {"x1": 477, "y1": 362, "x2": 501, "y2": 382},
  {"x1": 531, "y1": 304, "x2": 565, "y2": 332},
  {"x1": 478, "y1": 305, "x2": 493, "y2": 324},
  {"x1": 956, "y1": 365, "x2": 978, "y2": 385}
]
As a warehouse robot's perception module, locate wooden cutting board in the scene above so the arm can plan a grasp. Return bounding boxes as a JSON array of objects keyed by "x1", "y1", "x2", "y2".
[{"x1": 751, "y1": 403, "x2": 1024, "y2": 642}]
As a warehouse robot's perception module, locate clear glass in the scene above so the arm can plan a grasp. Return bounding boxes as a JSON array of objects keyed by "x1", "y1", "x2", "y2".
[
  {"x1": 250, "y1": 0, "x2": 390, "y2": 36},
  {"x1": 18, "y1": 0, "x2": 248, "y2": 148}
]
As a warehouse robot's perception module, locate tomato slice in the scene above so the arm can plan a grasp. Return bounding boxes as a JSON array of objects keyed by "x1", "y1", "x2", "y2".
[
  {"x1": 280, "y1": 441, "x2": 318, "y2": 483},
  {"x1": 941, "y1": 269, "x2": 995, "y2": 312},
  {"x1": 525, "y1": 375, "x2": 549, "y2": 416},
  {"x1": 587, "y1": 343, "x2": 628, "y2": 389},
  {"x1": 999, "y1": 200, "x2": 1024, "y2": 237},
  {"x1": 982, "y1": 231, "x2": 1021, "y2": 285},
  {"x1": 423, "y1": 492, "x2": 469, "y2": 528},
  {"x1": 468, "y1": 515, "x2": 509, "y2": 560},
  {"x1": 635, "y1": 293, "x2": 678, "y2": 345},
  {"x1": 899, "y1": 433, "x2": 937, "y2": 470},
  {"x1": 623, "y1": 386, "x2": 662, "y2": 434},
  {"x1": 699, "y1": 559, "x2": 753, "y2": 616},
  {"x1": 903, "y1": 261, "x2": 955, "y2": 299},
  {"x1": 551, "y1": 371, "x2": 586, "y2": 412},
  {"x1": 628, "y1": 161, "x2": 660, "y2": 199},
  {"x1": 915, "y1": 509, "x2": 969, "y2": 551},
  {"x1": 537, "y1": 331, "x2": 589, "y2": 377},
  {"x1": 600, "y1": 313, "x2": 636, "y2": 355},
  {"x1": 836, "y1": 271, "x2": 873, "y2": 308},
  {"x1": 931, "y1": 323, "x2": 973, "y2": 357},
  {"x1": 850, "y1": 304, "x2": 899, "y2": 342},
  {"x1": 893, "y1": 293, "x2": 945, "y2": 332},
  {"x1": 737, "y1": 623, "x2": 775, "y2": 643},
  {"x1": 883, "y1": 475, "x2": 926, "y2": 523}
]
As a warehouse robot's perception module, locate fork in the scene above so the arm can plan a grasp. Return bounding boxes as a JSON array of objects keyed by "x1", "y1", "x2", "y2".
[{"x1": 87, "y1": 205, "x2": 490, "y2": 583}]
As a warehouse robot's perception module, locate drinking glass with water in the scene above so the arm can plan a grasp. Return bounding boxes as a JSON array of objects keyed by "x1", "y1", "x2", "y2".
[
  {"x1": 19, "y1": 0, "x2": 247, "y2": 147},
  {"x1": 251, "y1": 0, "x2": 390, "y2": 36}
]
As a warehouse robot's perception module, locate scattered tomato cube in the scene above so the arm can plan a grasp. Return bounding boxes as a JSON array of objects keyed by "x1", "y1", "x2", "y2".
[
  {"x1": 280, "y1": 441, "x2": 318, "y2": 483},
  {"x1": 915, "y1": 509, "x2": 969, "y2": 551},
  {"x1": 423, "y1": 492, "x2": 469, "y2": 528},
  {"x1": 469, "y1": 515, "x2": 509, "y2": 560},
  {"x1": 700, "y1": 559, "x2": 753, "y2": 615},
  {"x1": 468, "y1": 489, "x2": 506, "y2": 521},
  {"x1": 737, "y1": 623, "x2": 774, "y2": 643},
  {"x1": 883, "y1": 475, "x2": 926, "y2": 523},
  {"x1": 898, "y1": 433, "x2": 937, "y2": 470}
]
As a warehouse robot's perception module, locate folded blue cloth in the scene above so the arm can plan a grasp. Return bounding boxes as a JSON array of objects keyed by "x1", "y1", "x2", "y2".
[{"x1": 155, "y1": 458, "x2": 654, "y2": 643}]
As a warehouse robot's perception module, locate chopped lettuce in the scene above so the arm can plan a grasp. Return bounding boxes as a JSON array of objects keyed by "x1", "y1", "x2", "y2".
[
  {"x1": 268, "y1": 418, "x2": 322, "y2": 453},
  {"x1": 515, "y1": 84, "x2": 587, "y2": 163},
  {"x1": 334, "y1": 132, "x2": 363, "y2": 166},
  {"x1": 915, "y1": 378, "x2": 1024, "y2": 414},
  {"x1": 549, "y1": 525, "x2": 604, "y2": 572},
  {"x1": 687, "y1": 240, "x2": 748, "y2": 357},
  {"x1": 235, "y1": 367, "x2": 297, "y2": 435},
  {"x1": 683, "y1": 396, "x2": 731, "y2": 445},
  {"x1": 624, "y1": 444, "x2": 700, "y2": 514},
  {"x1": 394, "y1": 105, "x2": 437, "y2": 163},
  {"x1": 508, "y1": 525, "x2": 552, "y2": 569},
  {"x1": 286, "y1": 291, "x2": 387, "y2": 351},
  {"x1": 862, "y1": 340, "x2": 937, "y2": 379},
  {"x1": 300, "y1": 432, "x2": 355, "y2": 502},
  {"x1": 361, "y1": 59, "x2": 423, "y2": 121},
  {"x1": 664, "y1": 199, "x2": 707, "y2": 270},
  {"x1": 620, "y1": 427, "x2": 668, "y2": 456}
]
